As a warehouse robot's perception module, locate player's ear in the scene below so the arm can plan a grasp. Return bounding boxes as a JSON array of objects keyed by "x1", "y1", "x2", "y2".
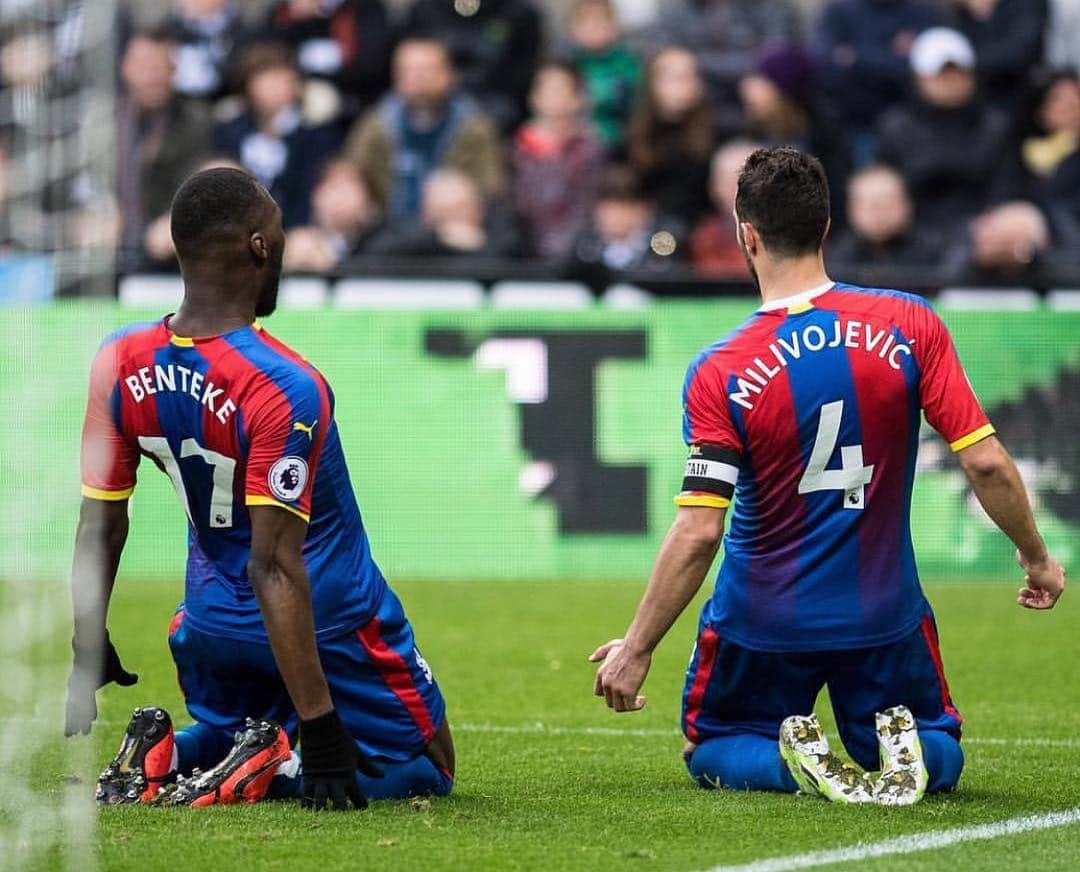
[
  {"x1": 740, "y1": 222, "x2": 759, "y2": 256},
  {"x1": 249, "y1": 231, "x2": 269, "y2": 263},
  {"x1": 822, "y1": 215, "x2": 832, "y2": 243}
]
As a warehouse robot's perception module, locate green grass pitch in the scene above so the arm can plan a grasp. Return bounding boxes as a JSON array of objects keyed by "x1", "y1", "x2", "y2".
[{"x1": 7, "y1": 578, "x2": 1080, "y2": 871}]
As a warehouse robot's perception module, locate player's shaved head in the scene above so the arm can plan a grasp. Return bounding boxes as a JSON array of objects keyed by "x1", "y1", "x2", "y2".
[
  {"x1": 735, "y1": 147, "x2": 830, "y2": 259},
  {"x1": 171, "y1": 167, "x2": 273, "y2": 259},
  {"x1": 170, "y1": 167, "x2": 285, "y2": 317}
]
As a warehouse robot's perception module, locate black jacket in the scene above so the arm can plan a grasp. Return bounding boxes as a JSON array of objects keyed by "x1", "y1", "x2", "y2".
[
  {"x1": 827, "y1": 227, "x2": 942, "y2": 271},
  {"x1": 950, "y1": 0, "x2": 1048, "y2": 112},
  {"x1": 877, "y1": 98, "x2": 1011, "y2": 229},
  {"x1": 399, "y1": 0, "x2": 541, "y2": 132},
  {"x1": 262, "y1": 0, "x2": 391, "y2": 111}
]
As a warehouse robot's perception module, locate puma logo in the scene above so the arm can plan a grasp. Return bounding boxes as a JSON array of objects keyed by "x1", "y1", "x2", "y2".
[{"x1": 292, "y1": 419, "x2": 318, "y2": 440}]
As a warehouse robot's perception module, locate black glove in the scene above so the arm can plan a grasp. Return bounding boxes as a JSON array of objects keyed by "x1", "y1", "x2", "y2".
[
  {"x1": 299, "y1": 709, "x2": 382, "y2": 811},
  {"x1": 64, "y1": 631, "x2": 138, "y2": 737}
]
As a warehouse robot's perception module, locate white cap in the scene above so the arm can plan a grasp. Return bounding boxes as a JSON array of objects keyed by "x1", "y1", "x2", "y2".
[{"x1": 910, "y1": 27, "x2": 976, "y2": 77}]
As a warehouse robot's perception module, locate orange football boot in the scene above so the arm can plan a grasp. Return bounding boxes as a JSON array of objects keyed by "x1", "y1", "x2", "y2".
[
  {"x1": 96, "y1": 707, "x2": 176, "y2": 804},
  {"x1": 161, "y1": 719, "x2": 291, "y2": 807}
]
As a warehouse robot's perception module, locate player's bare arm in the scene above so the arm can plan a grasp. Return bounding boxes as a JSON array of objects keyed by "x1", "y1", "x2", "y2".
[
  {"x1": 248, "y1": 504, "x2": 381, "y2": 809},
  {"x1": 247, "y1": 505, "x2": 333, "y2": 720},
  {"x1": 956, "y1": 435, "x2": 1065, "y2": 610},
  {"x1": 66, "y1": 498, "x2": 139, "y2": 736},
  {"x1": 591, "y1": 505, "x2": 726, "y2": 712}
]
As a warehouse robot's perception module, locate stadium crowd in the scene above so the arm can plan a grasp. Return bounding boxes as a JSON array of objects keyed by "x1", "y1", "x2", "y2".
[{"x1": 2, "y1": 0, "x2": 1080, "y2": 289}]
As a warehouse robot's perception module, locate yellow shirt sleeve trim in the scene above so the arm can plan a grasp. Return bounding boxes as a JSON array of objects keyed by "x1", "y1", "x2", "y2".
[
  {"x1": 674, "y1": 493, "x2": 731, "y2": 509},
  {"x1": 81, "y1": 484, "x2": 134, "y2": 501},
  {"x1": 246, "y1": 495, "x2": 311, "y2": 522},
  {"x1": 949, "y1": 423, "x2": 996, "y2": 452}
]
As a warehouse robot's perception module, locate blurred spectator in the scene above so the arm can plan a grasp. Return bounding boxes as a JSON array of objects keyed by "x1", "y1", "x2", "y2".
[
  {"x1": 733, "y1": 43, "x2": 850, "y2": 214},
  {"x1": 950, "y1": 0, "x2": 1048, "y2": 112},
  {"x1": 0, "y1": 27, "x2": 55, "y2": 250},
  {"x1": 562, "y1": 0, "x2": 641, "y2": 150},
  {"x1": 0, "y1": 24, "x2": 54, "y2": 97},
  {"x1": 400, "y1": 0, "x2": 542, "y2": 133},
  {"x1": 214, "y1": 42, "x2": 343, "y2": 229},
  {"x1": 1045, "y1": 0, "x2": 1080, "y2": 71},
  {"x1": 284, "y1": 159, "x2": 383, "y2": 271},
  {"x1": 117, "y1": 29, "x2": 212, "y2": 270},
  {"x1": 0, "y1": 136, "x2": 11, "y2": 252},
  {"x1": 813, "y1": 0, "x2": 942, "y2": 164},
  {"x1": 651, "y1": 0, "x2": 801, "y2": 94},
  {"x1": 690, "y1": 139, "x2": 759, "y2": 276},
  {"x1": 828, "y1": 164, "x2": 938, "y2": 268},
  {"x1": 944, "y1": 201, "x2": 1056, "y2": 280},
  {"x1": 574, "y1": 165, "x2": 684, "y2": 273},
  {"x1": 736, "y1": 43, "x2": 816, "y2": 143},
  {"x1": 343, "y1": 39, "x2": 504, "y2": 221},
  {"x1": 1022, "y1": 70, "x2": 1080, "y2": 243},
  {"x1": 367, "y1": 168, "x2": 520, "y2": 259},
  {"x1": 511, "y1": 62, "x2": 605, "y2": 261},
  {"x1": 876, "y1": 27, "x2": 1011, "y2": 231},
  {"x1": 627, "y1": 47, "x2": 714, "y2": 224},
  {"x1": 262, "y1": 0, "x2": 390, "y2": 110},
  {"x1": 165, "y1": 0, "x2": 247, "y2": 100}
]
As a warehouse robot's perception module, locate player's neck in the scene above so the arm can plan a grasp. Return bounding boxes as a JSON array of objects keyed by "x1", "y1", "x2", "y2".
[
  {"x1": 170, "y1": 285, "x2": 258, "y2": 339},
  {"x1": 755, "y1": 254, "x2": 831, "y2": 309}
]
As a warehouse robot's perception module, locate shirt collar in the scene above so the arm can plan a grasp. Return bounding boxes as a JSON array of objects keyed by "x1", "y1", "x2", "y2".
[{"x1": 758, "y1": 280, "x2": 835, "y2": 312}]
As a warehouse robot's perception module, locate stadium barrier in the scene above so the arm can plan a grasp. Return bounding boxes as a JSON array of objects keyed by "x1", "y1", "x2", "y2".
[{"x1": 2, "y1": 300, "x2": 1077, "y2": 583}]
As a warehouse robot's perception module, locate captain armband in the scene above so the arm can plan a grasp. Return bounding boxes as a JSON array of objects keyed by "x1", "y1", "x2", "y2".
[{"x1": 675, "y1": 445, "x2": 740, "y2": 508}]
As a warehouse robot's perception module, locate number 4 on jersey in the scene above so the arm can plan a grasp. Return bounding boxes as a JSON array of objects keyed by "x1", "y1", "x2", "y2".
[{"x1": 798, "y1": 400, "x2": 874, "y2": 510}]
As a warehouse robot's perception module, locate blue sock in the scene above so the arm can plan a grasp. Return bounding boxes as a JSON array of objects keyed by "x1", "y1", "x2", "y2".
[
  {"x1": 359, "y1": 755, "x2": 453, "y2": 800},
  {"x1": 688, "y1": 734, "x2": 798, "y2": 792},
  {"x1": 174, "y1": 723, "x2": 235, "y2": 775},
  {"x1": 920, "y1": 730, "x2": 964, "y2": 793},
  {"x1": 268, "y1": 754, "x2": 453, "y2": 802}
]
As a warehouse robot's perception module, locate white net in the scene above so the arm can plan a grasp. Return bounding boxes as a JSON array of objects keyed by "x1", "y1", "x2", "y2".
[
  {"x1": 0, "y1": 2, "x2": 118, "y2": 867},
  {"x1": 1, "y1": 0, "x2": 117, "y2": 298}
]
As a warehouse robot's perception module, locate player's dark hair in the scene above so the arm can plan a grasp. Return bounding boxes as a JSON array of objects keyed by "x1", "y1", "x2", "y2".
[
  {"x1": 170, "y1": 168, "x2": 269, "y2": 259},
  {"x1": 735, "y1": 146, "x2": 830, "y2": 258}
]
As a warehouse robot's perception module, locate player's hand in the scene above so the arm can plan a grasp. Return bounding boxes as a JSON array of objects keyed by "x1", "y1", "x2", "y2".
[
  {"x1": 1016, "y1": 550, "x2": 1065, "y2": 611},
  {"x1": 590, "y1": 638, "x2": 650, "y2": 712},
  {"x1": 65, "y1": 631, "x2": 139, "y2": 737},
  {"x1": 299, "y1": 709, "x2": 382, "y2": 811}
]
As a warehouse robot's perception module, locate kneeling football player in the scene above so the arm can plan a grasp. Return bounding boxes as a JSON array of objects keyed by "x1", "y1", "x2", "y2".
[
  {"x1": 591, "y1": 148, "x2": 1064, "y2": 805},
  {"x1": 65, "y1": 168, "x2": 453, "y2": 809}
]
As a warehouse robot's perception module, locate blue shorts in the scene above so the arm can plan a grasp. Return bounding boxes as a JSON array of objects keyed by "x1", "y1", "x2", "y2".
[
  {"x1": 168, "y1": 587, "x2": 446, "y2": 764},
  {"x1": 681, "y1": 610, "x2": 962, "y2": 771}
]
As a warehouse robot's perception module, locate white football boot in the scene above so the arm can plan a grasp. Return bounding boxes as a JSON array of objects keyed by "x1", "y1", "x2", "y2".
[
  {"x1": 779, "y1": 714, "x2": 873, "y2": 804},
  {"x1": 872, "y1": 705, "x2": 928, "y2": 806}
]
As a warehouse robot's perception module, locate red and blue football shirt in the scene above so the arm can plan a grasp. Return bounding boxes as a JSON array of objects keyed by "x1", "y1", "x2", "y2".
[
  {"x1": 80, "y1": 317, "x2": 386, "y2": 642},
  {"x1": 678, "y1": 282, "x2": 994, "y2": 652}
]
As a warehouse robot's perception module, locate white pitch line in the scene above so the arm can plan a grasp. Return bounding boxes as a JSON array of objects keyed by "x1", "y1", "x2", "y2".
[
  {"x1": 966, "y1": 736, "x2": 1080, "y2": 749},
  {"x1": 8, "y1": 718, "x2": 1078, "y2": 749},
  {"x1": 457, "y1": 722, "x2": 678, "y2": 738},
  {"x1": 701, "y1": 807, "x2": 1080, "y2": 872},
  {"x1": 454, "y1": 722, "x2": 1080, "y2": 748}
]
